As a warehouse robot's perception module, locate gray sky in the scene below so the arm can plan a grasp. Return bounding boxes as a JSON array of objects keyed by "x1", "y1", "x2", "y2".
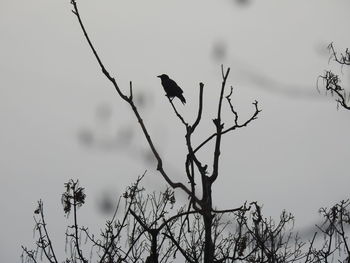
[{"x1": 1, "y1": 0, "x2": 350, "y2": 262}]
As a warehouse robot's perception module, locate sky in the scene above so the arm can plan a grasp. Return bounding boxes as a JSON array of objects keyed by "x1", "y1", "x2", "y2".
[{"x1": 1, "y1": 0, "x2": 350, "y2": 262}]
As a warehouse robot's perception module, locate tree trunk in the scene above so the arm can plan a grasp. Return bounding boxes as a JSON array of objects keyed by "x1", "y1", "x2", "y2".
[
  {"x1": 202, "y1": 177, "x2": 214, "y2": 263},
  {"x1": 203, "y1": 212, "x2": 214, "y2": 263}
]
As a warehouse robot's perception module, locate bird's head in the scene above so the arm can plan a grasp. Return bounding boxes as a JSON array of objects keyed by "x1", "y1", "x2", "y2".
[{"x1": 157, "y1": 74, "x2": 169, "y2": 80}]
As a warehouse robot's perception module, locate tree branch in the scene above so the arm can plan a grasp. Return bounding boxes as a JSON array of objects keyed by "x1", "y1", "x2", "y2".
[
  {"x1": 191, "y1": 82, "x2": 204, "y2": 133},
  {"x1": 210, "y1": 65, "x2": 230, "y2": 183},
  {"x1": 70, "y1": 0, "x2": 196, "y2": 201}
]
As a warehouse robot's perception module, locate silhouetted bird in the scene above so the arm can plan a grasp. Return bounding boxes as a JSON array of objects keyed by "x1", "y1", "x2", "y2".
[{"x1": 157, "y1": 74, "x2": 186, "y2": 104}]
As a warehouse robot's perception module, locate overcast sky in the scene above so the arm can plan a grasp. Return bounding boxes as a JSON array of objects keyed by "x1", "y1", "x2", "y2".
[{"x1": 1, "y1": 0, "x2": 350, "y2": 262}]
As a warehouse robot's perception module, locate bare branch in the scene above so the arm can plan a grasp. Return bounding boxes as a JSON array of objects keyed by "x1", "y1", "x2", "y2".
[
  {"x1": 194, "y1": 100, "x2": 260, "y2": 154},
  {"x1": 70, "y1": 0, "x2": 196, "y2": 201},
  {"x1": 226, "y1": 86, "x2": 239, "y2": 125},
  {"x1": 129, "y1": 81, "x2": 133, "y2": 100},
  {"x1": 38, "y1": 201, "x2": 59, "y2": 263},
  {"x1": 318, "y1": 71, "x2": 350, "y2": 110},
  {"x1": 163, "y1": 221, "x2": 195, "y2": 263},
  {"x1": 319, "y1": 43, "x2": 350, "y2": 111},
  {"x1": 191, "y1": 82, "x2": 204, "y2": 133},
  {"x1": 328, "y1": 42, "x2": 350, "y2": 66},
  {"x1": 168, "y1": 97, "x2": 187, "y2": 126},
  {"x1": 21, "y1": 246, "x2": 39, "y2": 263},
  {"x1": 210, "y1": 65, "x2": 230, "y2": 183}
]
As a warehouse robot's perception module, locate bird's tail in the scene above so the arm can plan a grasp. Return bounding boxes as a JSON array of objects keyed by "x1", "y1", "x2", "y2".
[{"x1": 179, "y1": 94, "x2": 186, "y2": 104}]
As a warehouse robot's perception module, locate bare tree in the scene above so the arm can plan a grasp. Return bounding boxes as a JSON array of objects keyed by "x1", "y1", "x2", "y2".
[
  {"x1": 22, "y1": 1, "x2": 350, "y2": 263},
  {"x1": 68, "y1": 0, "x2": 261, "y2": 262}
]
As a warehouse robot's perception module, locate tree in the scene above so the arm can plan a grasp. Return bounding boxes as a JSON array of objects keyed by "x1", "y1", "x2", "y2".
[
  {"x1": 68, "y1": 0, "x2": 262, "y2": 262},
  {"x1": 22, "y1": 1, "x2": 350, "y2": 263}
]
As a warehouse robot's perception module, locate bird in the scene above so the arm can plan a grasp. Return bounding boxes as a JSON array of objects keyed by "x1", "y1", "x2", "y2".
[{"x1": 157, "y1": 74, "x2": 186, "y2": 104}]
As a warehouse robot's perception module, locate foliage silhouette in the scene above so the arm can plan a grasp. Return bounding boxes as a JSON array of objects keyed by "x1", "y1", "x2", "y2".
[
  {"x1": 318, "y1": 43, "x2": 350, "y2": 110},
  {"x1": 22, "y1": 179, "x2": 350, "y2": 262}
]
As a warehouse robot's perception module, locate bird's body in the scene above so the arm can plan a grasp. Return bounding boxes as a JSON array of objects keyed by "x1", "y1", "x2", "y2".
[{"x1": 157, "y1": 74, "x2": 186, "y2": 104}]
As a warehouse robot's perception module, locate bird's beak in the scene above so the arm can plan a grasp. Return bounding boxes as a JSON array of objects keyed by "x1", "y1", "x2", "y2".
[{"x1": 157, "y1": 75, "x2": 161, "y2": 78}]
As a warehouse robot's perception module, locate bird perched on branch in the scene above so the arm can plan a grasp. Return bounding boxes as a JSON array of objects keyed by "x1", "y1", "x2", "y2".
[{"x1": 157, "y1": 74, "x2": 186, "y2": 104}]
